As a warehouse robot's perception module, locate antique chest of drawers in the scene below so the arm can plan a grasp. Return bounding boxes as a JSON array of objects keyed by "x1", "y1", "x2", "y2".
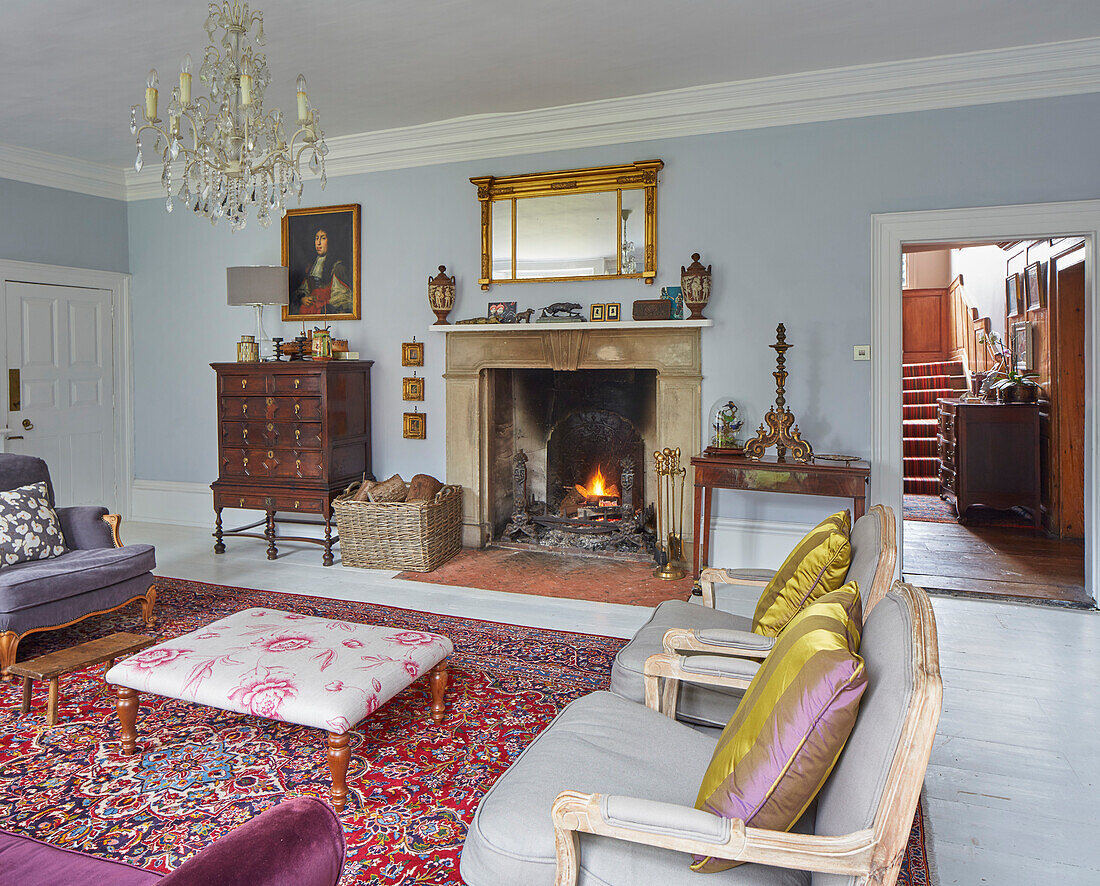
[
  {"x1": 937, "y1": 397, "x2": 1040, "y2": 528},
  {"x1": 211, "y1": 361, "x2": 373, "y2": 565}
]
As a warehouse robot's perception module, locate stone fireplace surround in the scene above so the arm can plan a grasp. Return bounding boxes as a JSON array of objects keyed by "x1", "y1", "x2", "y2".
[{"x1": 434, "y1": 322, "x2": 707, "y2": 549}]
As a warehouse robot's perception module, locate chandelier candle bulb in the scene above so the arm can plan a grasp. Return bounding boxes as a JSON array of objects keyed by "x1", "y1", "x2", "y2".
[
  {"x1": 296, "y1": 74, "x2": 308, "y2": 123},
  {"x1": 179, "y1": 54, "x2": 192, "y2": 106},
  {"x1": 145, "y1": 69, "x2": 158, "y2": 120}
]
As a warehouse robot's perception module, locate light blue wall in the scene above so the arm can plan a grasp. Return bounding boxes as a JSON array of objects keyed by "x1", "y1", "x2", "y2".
[
  {"x1": 128, "y1": 92, "x2": 1100, "y2": 523},
  {"x1": 0, "y1": 178, "x2": 129, "y2": 272}
]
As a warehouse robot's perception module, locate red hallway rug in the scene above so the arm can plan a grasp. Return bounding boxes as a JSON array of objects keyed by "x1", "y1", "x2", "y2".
[
  {"x1": 396, "y1": 546, "x2": 695, "y2": 606},
  {"x1": 0, "y1": 577, "x2": 931, "y2": 885}
]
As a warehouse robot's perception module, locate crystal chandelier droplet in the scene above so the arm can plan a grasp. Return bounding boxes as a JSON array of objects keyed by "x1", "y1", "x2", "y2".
[{"x1": 129, "y1": 2, "x2": 328, "y2": 230}]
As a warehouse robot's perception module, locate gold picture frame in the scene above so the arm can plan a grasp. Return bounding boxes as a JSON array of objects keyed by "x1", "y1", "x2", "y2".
[
  {"x1": 590, "y1": 303, "x2": 605, "y2": 321},
  {"x1": 403, "y1": 412, "x2": 427, "y2": 439},
  {"x1": 281, "y1": 203, "x2": 361, "y2": 321},
  {"x1": 403, "y1": 376, "x2": 424, "y2": 401},
  {"x1": 606, "y1": 302, "x2": 621, "y2": 321},
  {"x1": 402, "y1": 341, "x2": 424, "y2": 367},
  {"x1": 471, "y1": 160, "x2": 663, "y2": 290}
]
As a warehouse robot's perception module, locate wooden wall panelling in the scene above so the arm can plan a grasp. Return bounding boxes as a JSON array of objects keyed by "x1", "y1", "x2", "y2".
[
  {"x1": 946, "y1": 276, "x2": 971, "y2": 371},
  {"x1": 1051, "y1": 245, "x2": 1086, "y2": 538},
  {"x1": 902, "y1": 287, "x2": 949, "y2": 364}
]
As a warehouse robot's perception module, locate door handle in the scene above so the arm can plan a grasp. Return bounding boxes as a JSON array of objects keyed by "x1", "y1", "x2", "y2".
[{"x1": 21, "y1": 419, "x2": 33, "y2": 430}]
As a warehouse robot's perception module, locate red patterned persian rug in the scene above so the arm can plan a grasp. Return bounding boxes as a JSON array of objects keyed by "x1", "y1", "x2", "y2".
[{"x1": 0, "y1": 577, "x2": 932, "y2": 884}]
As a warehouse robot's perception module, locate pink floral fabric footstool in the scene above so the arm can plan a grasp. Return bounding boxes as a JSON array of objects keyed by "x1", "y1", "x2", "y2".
[{"x1": 105, "y1": 608, "x2": 453, "y2": 812}]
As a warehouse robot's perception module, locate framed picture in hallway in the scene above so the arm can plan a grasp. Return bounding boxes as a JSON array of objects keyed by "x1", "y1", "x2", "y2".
[
  {"x1": 1011, "y1": 320, "x2": 1033, "y2": 372},
  {"x1": 1025, "y1": 261, "x2": 1046, "y2": 310},
  {"x1": 282, "y1": 204, "x2": 361, "y2": 321},
  {"x1": 1005, "y1": 273, "x2": 1023, "y2": 318}
]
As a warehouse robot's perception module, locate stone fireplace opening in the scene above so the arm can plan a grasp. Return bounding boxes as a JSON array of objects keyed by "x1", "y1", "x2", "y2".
[{"x1": 487, "y1": 369, "x2": 656, "y2": 553}]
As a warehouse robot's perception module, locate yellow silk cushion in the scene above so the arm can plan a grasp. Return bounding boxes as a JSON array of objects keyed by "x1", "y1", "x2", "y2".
[
  {"x1": 752, "y1": 510, "x2": 852, "y2": 637},
  {"x1": 693, "y1": 583, "x2": 866, "y2": 872}
]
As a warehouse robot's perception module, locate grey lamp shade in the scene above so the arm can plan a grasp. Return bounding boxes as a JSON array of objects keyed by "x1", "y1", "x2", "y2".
[{"x1": 227, "y1": 266, "x2": 290, "y2": 306}]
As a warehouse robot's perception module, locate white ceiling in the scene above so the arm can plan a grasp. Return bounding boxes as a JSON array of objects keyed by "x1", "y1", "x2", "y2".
[{"x1": 2, "y1": 0, "x2": 1100, "y2": 167}]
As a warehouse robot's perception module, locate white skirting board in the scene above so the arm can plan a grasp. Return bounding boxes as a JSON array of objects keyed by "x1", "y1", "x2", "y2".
[{"x1": 130, "y1": 480, "x2": 810, "y2": 564}]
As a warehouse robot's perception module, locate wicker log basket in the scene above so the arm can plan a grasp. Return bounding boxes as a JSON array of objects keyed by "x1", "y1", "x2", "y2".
[{"x1": 333, "y1": 481, "x2": 462, "y2": 572}]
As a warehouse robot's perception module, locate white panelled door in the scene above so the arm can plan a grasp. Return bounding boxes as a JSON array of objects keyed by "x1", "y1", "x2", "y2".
[{"x1": 4, "y1": 281, "x2": 116, "y2": 508}]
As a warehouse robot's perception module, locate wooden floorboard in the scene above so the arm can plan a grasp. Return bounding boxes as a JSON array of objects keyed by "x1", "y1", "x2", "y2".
[{"x1": 903, "y1": 518, "x2": 1091, "y2": 607}]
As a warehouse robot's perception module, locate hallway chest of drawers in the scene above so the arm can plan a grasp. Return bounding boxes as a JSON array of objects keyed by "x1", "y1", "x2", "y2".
[
  {"x1": 211, "y1": 361, "x2": 374, "y2": 565},
  {"x1": 937, "y1": 397, "x2": 1040, "y2": 528}
]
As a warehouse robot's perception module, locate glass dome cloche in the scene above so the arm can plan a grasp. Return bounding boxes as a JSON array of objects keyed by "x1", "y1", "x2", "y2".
[{"x1": 708, "y1": 398, "x2": 744, "y2": 452}]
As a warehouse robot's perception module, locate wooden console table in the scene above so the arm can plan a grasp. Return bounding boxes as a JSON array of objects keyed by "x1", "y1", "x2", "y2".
[{"x1": 691, "y1": 452, "x2": 870, "y2": 577}]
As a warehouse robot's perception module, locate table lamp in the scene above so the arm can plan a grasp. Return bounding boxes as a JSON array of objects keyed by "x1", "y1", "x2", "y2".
[{"x1": 227, "y1": 266, "x2": 289, "y2": 361}]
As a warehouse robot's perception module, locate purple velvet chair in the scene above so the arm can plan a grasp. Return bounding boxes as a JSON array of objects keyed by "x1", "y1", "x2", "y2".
[
  {"x1": 0, "y1": 797, "x2": 346, "y2": 885},
  {"x1": 0, "y1": 454, "x2": 157, "y2": 674}
]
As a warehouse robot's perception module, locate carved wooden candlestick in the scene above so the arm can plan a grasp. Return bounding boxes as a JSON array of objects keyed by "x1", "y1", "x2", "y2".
[{"x1": 744, "y1": 323, "x2": 814, "y2": 464}]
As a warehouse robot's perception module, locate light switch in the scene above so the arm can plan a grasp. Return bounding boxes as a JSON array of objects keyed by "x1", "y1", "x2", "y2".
[{"x1": 853, "y1": 345, "x2": 871, "y2": 361}]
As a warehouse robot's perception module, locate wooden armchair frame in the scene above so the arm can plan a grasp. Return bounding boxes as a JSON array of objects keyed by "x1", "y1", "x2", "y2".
[
  {"x1": 552, "y1": 581, "x2": 940, "y2": 886},
  {"x1": 698, "y1": 504, "x2": 897, "y2": 613},
  {"x1": 0, "y1": 514, "x2": 156, "y2": 676}
]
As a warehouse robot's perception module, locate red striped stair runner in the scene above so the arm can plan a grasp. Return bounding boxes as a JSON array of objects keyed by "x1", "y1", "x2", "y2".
[{"x1": 903, "y1": 359, "x2": 967, "y2": 495}]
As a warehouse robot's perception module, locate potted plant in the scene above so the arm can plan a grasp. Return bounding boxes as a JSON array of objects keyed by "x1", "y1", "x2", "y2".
[{"x1": 986, "y1": 343, "x2": 1041, "y2": 403}]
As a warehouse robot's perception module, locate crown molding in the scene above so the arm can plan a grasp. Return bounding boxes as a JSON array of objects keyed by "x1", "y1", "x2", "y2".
[
  {"x1": 0, "y1": 142, "x2": 126, "y2": 201},
  {"x1": 8, "y1": 37, "x2": 1100, "y2": 203}
]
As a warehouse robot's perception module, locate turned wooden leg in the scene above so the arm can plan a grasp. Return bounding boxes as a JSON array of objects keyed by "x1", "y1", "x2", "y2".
[
  {"x1": 0, "y1": 630, "x2": 19, "y2": 679},
  {"x1": 429, "y1": 660, "x2": 449, "y2": 725},
  {"x1": 266, "y1": 511, "x2": 278, "y2": 560},
  {"x1": 326, "y1": 731, "x2": 351, "y2": 813},
  {"x1": 213, "y1": 507, "x2": 225, "y2": 554},
  {"x1": 139, "y1": 585, "x2": 157, "y2": 627},
  {"x1": 46, "y1": 678, "x2": 59, "y2": 727},
  {"x1": 322, "y1": 511, "x2": 334, "y2": 567},
  {"x1": 116, "y1": 686, "x2": 139, "y2": 754},
  {"x1": 20, "y1": 677, "x2": 31, "y2": 714}
]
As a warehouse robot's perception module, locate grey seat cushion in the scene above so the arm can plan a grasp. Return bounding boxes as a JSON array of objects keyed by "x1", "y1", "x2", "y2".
[
  {"x1": 610, "y1": 599, "x2": 751, "y2": 727},
  {"x1": 460, "y1": 690, "x2": 810, "y2": 886},
  {"x1": 0, "y1": 545, "x2": 156, "y2": 613}
]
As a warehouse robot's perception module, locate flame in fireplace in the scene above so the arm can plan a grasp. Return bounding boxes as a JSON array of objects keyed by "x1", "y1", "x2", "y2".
[{"x1": 575, "y1": 465, "x2": 620, "y2": 501}]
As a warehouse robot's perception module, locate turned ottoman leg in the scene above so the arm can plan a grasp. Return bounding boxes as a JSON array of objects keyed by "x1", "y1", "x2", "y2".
[
  {"x1": 20, "y1": 677, "x2": 31, "y2": 714},
  {"x1": 429, "y1": 660, "x2": 449, "y2": 725},
  {"x1": 327, "y1": 732, "x2": 351, "y2": 813},
  {"x1": 116, "y1": 686, "x2": 140, "y2": 754},
  {"x1": 46, "y1": 678, "x2": 59, "y2": 727}
]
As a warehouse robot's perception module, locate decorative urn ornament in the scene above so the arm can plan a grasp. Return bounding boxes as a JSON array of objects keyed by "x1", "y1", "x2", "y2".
[
  {"x1": 428, "y1": 265, "x2": 456, "y2": 325},
  {"x1": 681, "y1": 253, "x2": 712, "y2": 319}
]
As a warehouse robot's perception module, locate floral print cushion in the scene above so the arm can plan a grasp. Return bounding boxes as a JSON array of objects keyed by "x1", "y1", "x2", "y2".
[
  {"x1": 0, "y1": 481, "x2": 67, "y2": 568},
  {"x1": 106, "y1": 608, "x2": 453, "y2": 734}
]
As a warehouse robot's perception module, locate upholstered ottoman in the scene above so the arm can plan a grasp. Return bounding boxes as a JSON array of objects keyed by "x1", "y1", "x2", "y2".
[{"x1": 105, "y1": 608, "x2": 453, "y2": 812}]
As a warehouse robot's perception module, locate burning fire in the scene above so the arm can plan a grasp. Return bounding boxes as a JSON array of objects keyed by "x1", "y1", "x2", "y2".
[{"x1": 575, "y1": 465, "x2": 620, "y2": 502}]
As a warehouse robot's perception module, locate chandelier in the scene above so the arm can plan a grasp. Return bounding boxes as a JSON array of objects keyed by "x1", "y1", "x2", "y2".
[{"x1": 130, "y1": 2, "x2": 329, "y2": 230}]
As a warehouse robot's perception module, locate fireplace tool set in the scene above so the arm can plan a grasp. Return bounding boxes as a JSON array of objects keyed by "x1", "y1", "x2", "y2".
[{"x1": 653, "y1": 447, "x2": 687, "y2": 580}]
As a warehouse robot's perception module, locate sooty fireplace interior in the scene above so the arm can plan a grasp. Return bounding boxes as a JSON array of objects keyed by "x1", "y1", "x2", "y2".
[{"x1": 488, "y1": 368, "x2": 657, "y2": 554}]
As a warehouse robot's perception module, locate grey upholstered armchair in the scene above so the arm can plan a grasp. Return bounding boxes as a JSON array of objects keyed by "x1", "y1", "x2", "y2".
[
  {"x1": 460, "y1": 581, "x2": 941, "y2": 886},
  {"x1": 0, "y1": 454, "x2": 156, "y2": 674},
  {"x1": 609, "y1": 505, "x2": 897, "y2": 729}
]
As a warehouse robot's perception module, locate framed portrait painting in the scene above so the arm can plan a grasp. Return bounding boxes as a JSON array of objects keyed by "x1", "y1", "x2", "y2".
[
  {"x1": 1025, "y1": 261, "x2": 1046, "y2": 311},
  {"x1": 1005, "y1": 273, "x2": 1022, "y2": 319},
  {"x1": 282, "y1": 204, "x2": 361, "y2": 321}
]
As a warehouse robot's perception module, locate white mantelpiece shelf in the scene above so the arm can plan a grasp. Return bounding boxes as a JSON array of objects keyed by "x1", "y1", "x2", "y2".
[{"x1": 428, "y1": 319, "x2": 712, "y2": 333}]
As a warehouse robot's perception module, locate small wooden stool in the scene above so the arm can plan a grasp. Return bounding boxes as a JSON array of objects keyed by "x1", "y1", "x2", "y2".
[{"x1": 9, "y1": 632, "x2": 155, "y2": 727}]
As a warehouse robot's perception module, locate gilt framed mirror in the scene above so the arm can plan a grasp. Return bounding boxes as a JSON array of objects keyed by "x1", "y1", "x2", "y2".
[{"x1": 471, "y1": 160, "x2": 663, "y2": 290}]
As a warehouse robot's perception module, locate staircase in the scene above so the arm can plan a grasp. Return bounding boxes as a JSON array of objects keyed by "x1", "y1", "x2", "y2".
[{"x1": 903, "y1": 359, "x2": 968, "y2": 495}]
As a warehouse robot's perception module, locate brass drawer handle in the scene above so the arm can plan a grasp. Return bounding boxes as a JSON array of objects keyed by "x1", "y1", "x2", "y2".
[
  {"x1": 294, "y1": 500, "x2": 300, "y2": 508},
  {"x1": 266, "y1": 397, "x2": 273, "y2": 406},
  {"x1": 295, "y1": 428, "x2": 301, "y2": 443},
  {"x1": 294, "y1": 403, "x2": 301, "y2": 416},
  {"x1": 239, "y1": 497, "x2": 245, "y2": 507},
  {"x1": 296, "y1": 458, "x2": 302, "y2": 471},
  {"x1": 267, "y1": 422, "x2": 274, "y2": 431},
  {"x1": 267, "y1": 450, "x2": 274, "y2": 458},
  {"x1": 243, "y1": 456, "x2": 249, "y2": 467},
  {"x1": 294, "y1": 378, "x2": 301, "y2": 389},
  {"x1": 242, "y1": 428, "x2": 248, "y2": 439},
  {"x1": 264, "y1": 497, "x2": 274, "y2": 507}
]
